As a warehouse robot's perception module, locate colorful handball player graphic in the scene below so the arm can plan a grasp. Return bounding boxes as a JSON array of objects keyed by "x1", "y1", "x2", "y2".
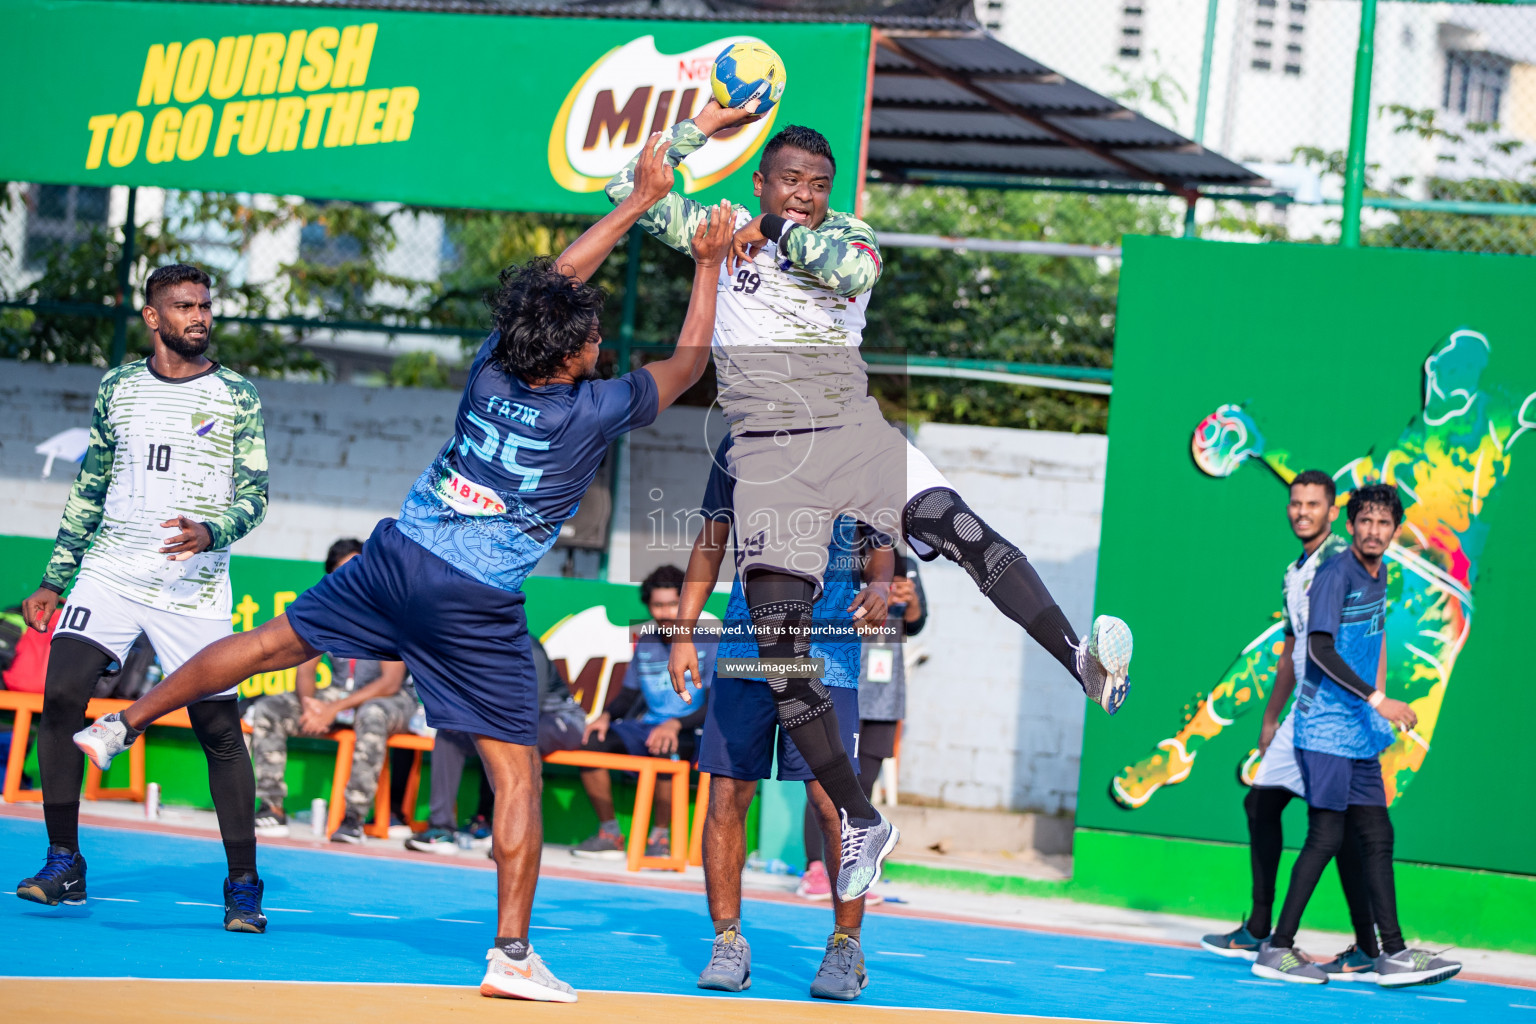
[{"x1": 1111, "y1": 329, "x2": 1536, "y2": 809}]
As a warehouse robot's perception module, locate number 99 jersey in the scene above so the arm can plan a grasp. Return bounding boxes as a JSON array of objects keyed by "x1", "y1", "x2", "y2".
[{"x1": 394, "y1": 333, "x2": 659, "y2": 593}]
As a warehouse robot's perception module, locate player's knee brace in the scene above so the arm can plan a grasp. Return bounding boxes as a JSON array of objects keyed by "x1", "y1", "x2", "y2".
[
  {"x1": 902, "y1": 488, "x2": 1023, "y2": 592},
  {"x1": 745, "y1": 587, "x2": 833, "y2": 730}
]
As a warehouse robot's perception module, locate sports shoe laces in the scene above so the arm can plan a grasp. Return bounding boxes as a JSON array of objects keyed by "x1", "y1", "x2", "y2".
[
  {"x1": 818, "y1": 937, "x2": 856, "y2": 977},
  {"x1": 839, "y1": 820, "x2": 871, "y2": 866},
  {"x1": 35, "y1": 849, "x2": 75, "y2": 881},
  {"x1": 228, "y1": 880, "x2": 261, "y2": 915},
  {"x1": 710, "y1": 935, "x2": 746, "y2": 969}
]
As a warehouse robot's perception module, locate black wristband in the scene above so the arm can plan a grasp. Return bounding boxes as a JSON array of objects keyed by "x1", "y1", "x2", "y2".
[
  {"x1": 759, "y1": 213, "x2": 792, "y2": 244},
  {"x1": 38, "y1": 580, "x2": 64, "y2": 595}
]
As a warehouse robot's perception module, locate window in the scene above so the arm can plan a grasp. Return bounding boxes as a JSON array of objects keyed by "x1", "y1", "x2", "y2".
[
  {"x1": 24, "y1": 185, "x2": 110, "y2": 270},
  {"x1": 1252, "y1": 59, "x2": 1273, "y2": 71},
  {"x1": 1119, "y1": 2, "x2": 1145, "y2": 60},
  {"x1": 1254, "y1": 0, "x2": 1305, "y2": 75},
  {"x1": 1443, "y1": 51, "x2": 1511, "y2": 122}
]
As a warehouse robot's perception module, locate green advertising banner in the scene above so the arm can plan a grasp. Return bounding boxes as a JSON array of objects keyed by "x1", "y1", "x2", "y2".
[
  {"x1": 0, "y1": 0, "x2": 870, "y2": 214},
  {"x1": 1082, "y1": 236, "x2": 1536, "y2": 877}
]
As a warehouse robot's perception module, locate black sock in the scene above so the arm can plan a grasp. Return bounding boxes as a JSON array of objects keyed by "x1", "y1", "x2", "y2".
[
  {"x1": 806, "y1": 750, "x2": 877, "y2": 827},
  {"x1": 43, "y1": 801, "x2": 81, "y2": 853},
  {"x1": 1016, "y1": 600, "x2": 1082, "y2": 681},
  {"x1": 713, "y1": 918, "x2": 741, "y2": 936},
  {"x1": 224, "y1": 841, "x2": 258, "y2": 881},
  {"x1": 1246, "y1": 905, "x2": 1272, "y2": 940},
  {"x1": 496, "y1": 936, "x2": 530, "y2": 959}
]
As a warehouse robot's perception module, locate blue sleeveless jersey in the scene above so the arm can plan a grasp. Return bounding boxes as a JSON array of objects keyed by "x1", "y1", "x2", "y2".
[{"x1": 395, "y1": 334, "x2": 658, "y2": 591}]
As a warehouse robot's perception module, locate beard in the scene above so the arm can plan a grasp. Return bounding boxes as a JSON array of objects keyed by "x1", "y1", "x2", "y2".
[{"x1": 160, "y1": 325, "x2": 210, "y2": 359}]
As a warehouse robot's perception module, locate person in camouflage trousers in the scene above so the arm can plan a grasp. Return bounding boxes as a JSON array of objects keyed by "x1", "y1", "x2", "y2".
[{"x1": 249, "y1": 539, "x2": 418, "y2": 843}]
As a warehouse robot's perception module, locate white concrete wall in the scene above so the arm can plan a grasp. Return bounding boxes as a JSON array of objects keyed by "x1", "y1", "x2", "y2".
[{"x1": 1, "y1": 362, "x2": 1108, "y2": 813}]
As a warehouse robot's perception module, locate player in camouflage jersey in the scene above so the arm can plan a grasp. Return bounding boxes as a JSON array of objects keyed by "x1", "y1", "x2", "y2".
[
  {"x1": 16, "y1": 263, "x2": 270, "y2": 933},
  {"x1": 610, "y1": 100, "x2": 1135, "y2": 902}
]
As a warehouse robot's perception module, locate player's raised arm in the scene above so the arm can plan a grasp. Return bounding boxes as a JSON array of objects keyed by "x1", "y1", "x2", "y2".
[
  {"x1": 644, "y1": 202, "x2": 734, "y2": 411},
  {"x1": 556, "y1": 133, "x2": 677, "y2": 283},
  {"x1": 669, "y1": 516, "x2": 732, "y2": 699},
  {"x1": 605, "y1": 99, "x2": 762, "y2": 255}
]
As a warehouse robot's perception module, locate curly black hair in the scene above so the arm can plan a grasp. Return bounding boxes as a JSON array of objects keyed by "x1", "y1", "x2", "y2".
[
  {"x1": 485, "y1": 257, "x2": 605, "y2": 382},
  {"x1": 640, "y1": 564, "x2": 685, "y2": 605},
  {"x1": 1347, "y1": 483, "x2": 1404, "y2": 525},
  {"x1": 324, "y1": 537, "x2": 364, "y2": 574}
]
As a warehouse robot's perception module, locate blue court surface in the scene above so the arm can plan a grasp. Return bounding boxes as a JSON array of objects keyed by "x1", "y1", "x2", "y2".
[{"x1": 1, "y1": 816, "x2": 1530, "y2": 1023}]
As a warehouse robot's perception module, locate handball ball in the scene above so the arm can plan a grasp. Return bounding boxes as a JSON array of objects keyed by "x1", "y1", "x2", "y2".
[{"x1": 711, "y1": 41, "x2": 787, "y2": 115}]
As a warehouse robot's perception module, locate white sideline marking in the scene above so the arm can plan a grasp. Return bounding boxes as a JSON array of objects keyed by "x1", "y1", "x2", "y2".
[
  {"x1": 1056, "y1": 965, "x2": 1105, "y2": 972},
  {"x1": 878, "y1": 951, "x2": 924, "y2": 958},
  {"x1": 90, "y1": 897, "x2": 137, "y2": 903},
  {"x1": 532, "y1": 925, "x2": 571, "y2": 931},
  {"x1": 1510, "y1": 1004, "x2": 1536, "y2": 1010},
  {"x1": 436, "y1": 918, "x2": 482, "y2": 924},
  {"x1": 265, "y1": 908, "x2": 312, "y2": 913},
  {"x1": 1418, "y1": 996, "x2": 1465, "y2": 1004},
  {"x1": 1236, "y1": 979, "x2": 1283, "y2": 987},
  {"x1": 175, "y1": 902, "x2": 221, "y2": 907},
  {"x1": 967, "y1": 958, "x2": 1014, "y2": 965},
  {"x1": 792, "y1": 945, "x2": 823, "y2": 951},
  {"x1": 1146, "y1": 973, "x2": 1192, "y2": 979},
  {"x1": 350, "y1": 912, "x2": 399, "y2": 919}
]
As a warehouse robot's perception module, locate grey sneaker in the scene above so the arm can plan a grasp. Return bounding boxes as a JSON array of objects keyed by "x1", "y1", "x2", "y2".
[
  {"x1": 329, "y1": 816, "x2": 365, "y2": 844},
  {"x1": 571, "y1": 825, "x2": 626, "y2": 860},
  {"x1": 1375, "y1": 948, "x2": 1462, "y2": 988},
  {"x1": 1074, "y1": 615, "x2": 1133, "y2": 715},
  {"x1": 644, "y1": 829, "x2": 670, "y2": 859},
  {"x1": 1251, "y1": 940, "x2": 1328, "y2": 984},
  {"x1": 74, "y1": 712, "x2": 137, "y2": 770},
  {"x1": 480, "y1": 946, "x2": 577, "y2": 1002},
  {"x1": 835, "y1": 809, "x2": 900, "y2": 902},
  {"x1": 809, "y1": 932, "x2": 868, "y2": 1001},
  {"x1": 697, "y1": 928, "x2": 751, "y2": 991}
]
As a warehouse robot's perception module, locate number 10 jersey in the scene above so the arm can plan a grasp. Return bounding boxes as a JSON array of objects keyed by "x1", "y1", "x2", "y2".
[{"x1": 43, "y1": 360, "x2": 269, "y2": 618}]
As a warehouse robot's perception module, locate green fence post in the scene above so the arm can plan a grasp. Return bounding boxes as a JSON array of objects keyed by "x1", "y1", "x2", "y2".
[
  {"x1": 110, "y1": 185, "x2": 137, "y2": 366},
  {"x1": 1341, "y1": 0, "x2": 1379, "y2": 248},
  {"x1": 1184, "y1": 0, "x2": 1220, "y2": 238}
]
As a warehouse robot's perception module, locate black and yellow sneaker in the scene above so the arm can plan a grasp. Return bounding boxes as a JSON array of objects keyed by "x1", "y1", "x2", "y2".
[
  {"x1": 223, "y1": 873, "x2": 267, "y2": 933},
  {"x1": 17, "y1": 845, "x2": 87, "y2": 906}
]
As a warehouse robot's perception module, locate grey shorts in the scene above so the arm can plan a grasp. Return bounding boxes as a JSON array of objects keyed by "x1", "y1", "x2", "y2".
[{"x1": 727, "y1": 417, "x2": 951, "y2": 584}]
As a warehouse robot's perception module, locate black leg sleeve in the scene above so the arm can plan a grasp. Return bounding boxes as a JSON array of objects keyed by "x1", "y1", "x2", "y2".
[
  {"x1": 744, "y1": 570, "x2": 877, "y2": 825},
  {"x1": 902, "y1": 489, "x2": 1082, "y2": 678},
  {"x1": 39, "y1": 637, "x2": 114, "y2": 852},
  {"x1": 187, "y1": 698, "x2": 258, "y2": 880},
  {"x1": 1336, "y1": 824, "x2": 1381, "y2": 957},
  {"x1": 1347, "y1": 804, "x2": 1403, "y2": 954},
  {"x1": 1243, "y1": 786, "x2": 1293, "y2": 939},
  {"x1": 1271, "y1": 806, "x2": 1347, "y2": 948},
  {"x1": 803, "y1": 802, "x2": 825, "y2": 865}
]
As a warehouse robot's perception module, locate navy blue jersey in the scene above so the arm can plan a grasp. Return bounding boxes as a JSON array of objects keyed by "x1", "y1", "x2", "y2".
[
  {"x1": 701, "y1": 434, "x2": 864, "y2": 688},
  {"x1": 1295, "y1": 548, "x2": 1396, "y2": 759},
  {"x1": 396, "y1": 334, "x2": 658, "y2": 591}
]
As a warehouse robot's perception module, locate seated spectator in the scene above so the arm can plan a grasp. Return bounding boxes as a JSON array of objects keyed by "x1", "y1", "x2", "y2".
[
  {"x1": 571, "y1": 565, "x2": 715, "y2": 860},
  {"x1": 250, "y1": 538, "x2": 418, "y2": 842},
  {"x1": 405, "y1": 637, "x2": 582, "y2": 855}
]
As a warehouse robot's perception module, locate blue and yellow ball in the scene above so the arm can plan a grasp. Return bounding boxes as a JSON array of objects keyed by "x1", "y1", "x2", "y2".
[{"x1": 710, "y1": 41, "x2": 787, "y2": 116}]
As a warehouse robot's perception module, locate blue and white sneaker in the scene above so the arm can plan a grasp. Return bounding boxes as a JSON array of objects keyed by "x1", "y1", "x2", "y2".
[
  {"x1": 1251, "y1": 940, "x2": 1328, "y2": 984},
  {"x1": 223, "y1": 873, "x2": 267, "y2": 933},
  {"x1": 1318, "y1": 944, "x2": 1380, "y2": 982},
  {"x1": 1200, "y1": 922, "x2": 1264, "y2": 961},
  {"x1": 1076, "y1": 615, "x2": 1132, "y2": 715},
  {"x1": 836, "y1": 809, "x2": 900, "y2": 902},
  {"x1": 74, "y1": 712, "x2": 138, "y2": 770},
  {"x1": 16, "y1": 845, "x2": 87, "y2": 906},
  {"x1": 1374, "y1": 948, "x2": 1461, "y2": 988}
]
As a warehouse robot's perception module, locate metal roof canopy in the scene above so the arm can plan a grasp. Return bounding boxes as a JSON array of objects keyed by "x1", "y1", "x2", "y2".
[{"x1": 866, "y1": 29, "x2": 1266, "y2": 200}]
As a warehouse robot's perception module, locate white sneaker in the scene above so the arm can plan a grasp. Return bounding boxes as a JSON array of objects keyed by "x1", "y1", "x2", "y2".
[
  {"x1": 480, "y1": 946, "x2": 578, "y2": 1002},
  {"x1": 74, "y1": 712, "x2": 135, "y2": 770},
  {"x1": 1075, "y1": 615, "x2": 1133, "y2": 715}
]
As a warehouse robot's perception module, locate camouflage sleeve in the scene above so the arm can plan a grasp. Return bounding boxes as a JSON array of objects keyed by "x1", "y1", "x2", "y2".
[
  {"x1": 604, "y1": 120, "x2": 716, "y2": 255},
  {"x1": 779, "y1": 214, "x2": 884, "y2": 298},
  {"x1": 41, "y1": 369, "x2": 124, "y2": 593},
  {"x1": 202, "y1": 372, "x2": 268, "y2": 550}
]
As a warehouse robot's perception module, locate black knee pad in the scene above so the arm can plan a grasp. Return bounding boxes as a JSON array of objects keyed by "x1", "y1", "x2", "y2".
[{"x1": 902, "y1": 488, "x2": 1022, "y2": 592}]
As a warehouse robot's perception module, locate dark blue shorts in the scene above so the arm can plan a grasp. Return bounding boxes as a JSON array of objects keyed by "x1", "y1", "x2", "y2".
[
  {"x1": 1298, "y1": 747, "x2": 1386, "y2": 812},
  {"x1": 698, "y1": 680, "x2": 861, "y2": 782},
  {"x1": 285, "y1": 518, "x2": 537, "y2": 746}
]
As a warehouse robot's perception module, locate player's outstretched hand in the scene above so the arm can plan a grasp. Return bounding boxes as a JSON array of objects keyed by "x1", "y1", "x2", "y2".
[
  {"x1": 693, "y1": 97, "x2": 765, "y2": 137},
  {"x1": 629, "y1": 132, "x2": 676, "y2": 210},
  {"x1": 160, "y1": 515, "x2": 213, "y2": 560},
  {"x1": 668, "y1": 637, "x2": 701, "y2": 702},
  {"x1": 1377, "y1": 696, "x2": 1418, "y2": 731},
  {"x1": 21, "y1": 587, "x2": 60, "y2": 633},
  {"x1": 691, "y1": 201, "x2": 735, "y2": 266}
]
